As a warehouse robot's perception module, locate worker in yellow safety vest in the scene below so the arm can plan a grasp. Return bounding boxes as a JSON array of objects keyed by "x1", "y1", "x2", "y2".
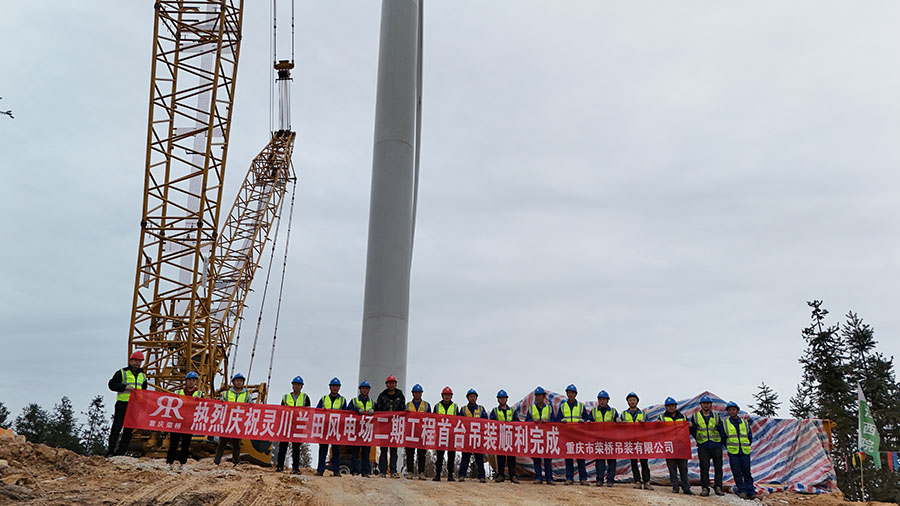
[
  {"x1": 690, "y1": 394, "x2": 726, "y2": 496},
  {"x1": 166, "y1": 371, "x2": 203, "y2": 467},
  {"x1": 316, "y1": 377, "x2": 347, "y2": 477},
  {"x1": 619, "y1": 392, "x2": 652, "y2": 490},
  {"x1": 405, "y1": 384, "x2": 430, "y2": 480},
  {"x1": 490, "y1": 389, "x2": 520, "y2": 483},
  {"x1": 106, "y1": 351, "x2": 147, "y2": 457},
  {"x1": 276, "y1": 375, "x2": 310, "y2": 474},
  {"x1": 457, "y1": 388, "x2": 488, "y2": 483},
  {"x1": 556, "y1": 384, "x2": 589, "y2": 485},
  {"x1": 524, "y1": 386, "x2": 555, "y2": 485},
  {"x1": 591, "y1": 390, "x2": 618, "y2": 487},
  {"x1": 432, "y1": 386, "x2": 458, "y2": 482},
  {"x1": 724, "y1": 401, "x2": 756, "y2": 499},
  {"x1": 214, "y1": 373, "x2": 250, "y2": 466},
  {"x1": 348, "y1": 380, "x2": 375, "y2": 477}
]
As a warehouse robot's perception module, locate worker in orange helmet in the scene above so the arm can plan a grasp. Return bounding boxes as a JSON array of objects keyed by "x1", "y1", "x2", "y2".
[
  {"x1": 375, "y1": 374, "x2": 405, "y2": 477},
  {"x1": 106, "y1": 351, "x2": 148, "y2": 457},
  {"x1": 432, "y1": 386, "x2": 459, "y2": 482}
]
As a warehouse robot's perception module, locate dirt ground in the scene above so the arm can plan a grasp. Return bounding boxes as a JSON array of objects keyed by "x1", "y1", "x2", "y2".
[{"x1": 0, "y1": 436, "x2": 892, "y2": 506}]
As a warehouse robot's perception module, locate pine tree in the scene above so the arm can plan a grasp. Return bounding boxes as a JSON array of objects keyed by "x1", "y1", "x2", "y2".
[
  {"x1": 15, "y1": 403, "x2": 50, "y2": 444},
  {"x1": 750, "y1": 382, "x2": 781, "y2": 417},
  {"x1": 81, "y1": 395, "x2": 110, "y2": 456},
  {"x1": 298, "y1": 442, "x2": 312, "y2": 469},
  {"x1": 0, "y1": 402, "x2": 10, "y2": 429},
  {"x1": 44, "y1": 397, "x2": 83, "y2": 453},
  {"x1": 789, "y1": 378, "x2": 814, "y2": 419}
]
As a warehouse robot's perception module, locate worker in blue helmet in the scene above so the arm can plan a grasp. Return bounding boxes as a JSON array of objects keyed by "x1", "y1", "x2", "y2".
[
  {"x1": 404, "y1": 384, "x2": 430, "y2": 480},
  {"x1": 214, "y1": 373, "x2": 250, "y2": 466},
  {"x1": 524, "y1": 386, "x2": 555, "y2": 485},
  {"x1": 555, "y1": 384, "x2": 589, "y2": 485},
  {"x1": 490, "y1": 389, "x2": 520, "y2": 483},
  {"x1": 724, "y1": 401, "x2": 756, "y2": 499},
  {"x1": 691, "y1": 394, "x2": 726, "y2": 496},
  {"x1": 315, "y1": 377, "x2": 347, "y2": 476},
  {"x1": 348, "y1": 380, "x2": 375, "y2": 477},
  {"x1": 458, "y1": 388, "x2": 488, "y2": 482},
  {"x1": 275, "y1": 375, "x2": 310, "y2": 474},
  {"x1": 166, "y1": 371, "x2": 203, "y2": 467},
  {"x1": 591, "y1": 390, "x2": 618, "y2": 487},
  {"x1": 619, "y1": 392, "x2": 652, "y2": 490},
  {"x1": 659, "y1": 397, "x2": 693, "y2": 495}
]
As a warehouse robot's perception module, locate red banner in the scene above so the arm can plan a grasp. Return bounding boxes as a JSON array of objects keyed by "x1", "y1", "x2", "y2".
[{"x1": 125, "y1": 391, "x2": 690, "y2": 459}]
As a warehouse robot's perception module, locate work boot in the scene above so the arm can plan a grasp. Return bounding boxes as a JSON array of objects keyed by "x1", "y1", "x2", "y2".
[
  {"x1": 332, "y1": 470, "x2": 341, "y2": 477},
  {"x1": 715, "y1": 486, "x2": 725, "y2": 496},
  {"x1": 292, "y1": 469, "x2": 301, "y2": 475},
  {"x1": 700, "y1": 488, "x2": 710, "y2": 497},
  {"x1": 361, "y1": 473, "x2": 370, "y2": 478},
  {"x1": 747, "y1": 493, "x2": 758, "y2": 500},
  {"x1": 683, "y1": 489, "x2": 695, "y2": 495},
  {"x1": 495, "y1": 475, "x2": 505, "y2": 483},
  {"x1": 447, "y1": 475, "x2": 456, "y2": 482},
  {"x1": 392, "y1": 472, "x2": 401, "y2": 479},
  {"x1": 606, "y1": 482, "x2": 614, "y2": 488},
  {"x1": 579, "y1": 480, "x2": 588, "y2": 486},
  {"x1": 672, "y1": 486, "x2": 680, "y2": 493},
  {"x1": 738, "y1": 492, "x2": 748, "y2": 499},
  {"x1": 479, "y1": 477, "x2": 486, "y2": 483},
  {"x1": 276, "y1": 466, "x2": 284, "y2": 473},
  {"x1": 433, "y1": 475, "x2": 441, "y2": 482},
  {"x1": 633, "y1": 483, "x2": 643, "y2": 489},
  {"x1": 644, "y1": 482, "x2": 653, "y2": 490},
  {"x1": 316, "y1": 471, "x2": 324, "y2": 476},
  {"x1": 533, "y1": 478, "x2": 542, "y2": 485},
  {"x1": 565, "y1": 479, "x2": 574, "y2": 485},
  {"x1": 510, "y1": 476, "x2": 519, "y2": 484},
  {"x1": 596, "y1": 481, "x2": 604, "y2": 487},
  {"x1": 458, "y1": 476, "x2": 466, "y2": 482},
  {"x1": 418, "y1": 473, "x2": 426, "y2": 481},
  {"x1": 407, "y1": 472, "x2": 417, "y2": 480},
  {"x1": 545, "y1": 480, "x2": 555, "y2": 485}
]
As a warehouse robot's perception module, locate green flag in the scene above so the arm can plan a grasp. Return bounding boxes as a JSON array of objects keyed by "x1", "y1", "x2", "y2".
[{"x1": 858, "y1": 383, "x2": 882, "y2": 469}]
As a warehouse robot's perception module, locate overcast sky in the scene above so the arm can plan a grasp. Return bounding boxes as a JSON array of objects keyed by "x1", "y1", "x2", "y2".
[{"x1": 2, "y1": 1, "x2": 899, "y2": 423}]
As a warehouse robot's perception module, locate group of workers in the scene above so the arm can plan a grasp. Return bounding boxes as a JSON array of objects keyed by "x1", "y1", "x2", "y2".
[{"x1": 107, "y1": 354, "x2": 758, "y2": 500}]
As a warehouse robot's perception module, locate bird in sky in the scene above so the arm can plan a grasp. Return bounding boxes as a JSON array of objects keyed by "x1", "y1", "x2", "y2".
[{"x1": 0, "y1": 97, "x2": 12, "y2": 119}]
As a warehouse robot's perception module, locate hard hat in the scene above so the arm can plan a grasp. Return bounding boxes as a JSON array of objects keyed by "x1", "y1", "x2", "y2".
[
  {"x1": 665, "y1": 397, "x2": 677, "y2": 406},
  {"x1": 329, "y1": 377, "x2": 341, "y2": 386},
  {"x1": 597, "y1": 390, "x2": 610, "y2": 399},
  {"x1": 232, "y1": 373, "x2": 245, "y2": 382},
  {"x1": 385, "y1": 374, "x2": 398, "y2": 383},
  {"x1": 626, "y1": 392, "x2": 639, "y2": 401},
  {"x1": 534, "y1": 386, "x2": 546, "y2": 395},
  {"x1": 185, "y1": 371, "x2": 199, "y2": 380},
  {"x1": 130, "y1": 351, "x2": 145, "y2": 361},
  {"x1": 726, "y1": 401, "x2": 739, "y2": 410},
  {"x1": 359, "y1": 380, "x2": 371, "y2": 388},
  {"x1": 411, "y1": 384, "x2": 424, "y2": 393},
  {"x1": 699, "y1": 395, "x2": 712, "y2": 403},
  {"x1": 565, "y1": 384, "x2": 578, "y2": 393},
  {"x1": 441, "y1": 386, "x2": 453, "y2": 395},
  {"x1": 496, "y1": 389, "x2": 508, "y2": 398},
  {"x1": 292, "y1": 375, "x2": 304, "y2": 385},
  {"x1": 466, "y1": 388, "x2": 478, "y2": 397}
]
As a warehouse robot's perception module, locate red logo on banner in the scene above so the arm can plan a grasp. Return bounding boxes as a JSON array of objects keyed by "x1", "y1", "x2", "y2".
[{"x1": 125, "y1": 390, "x2": 691, "y2": 459}]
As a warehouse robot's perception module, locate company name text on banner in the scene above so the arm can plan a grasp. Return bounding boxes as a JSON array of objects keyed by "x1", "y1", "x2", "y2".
[{"x1": 124, "y1": 391, "x2": 691, "y2": 459}]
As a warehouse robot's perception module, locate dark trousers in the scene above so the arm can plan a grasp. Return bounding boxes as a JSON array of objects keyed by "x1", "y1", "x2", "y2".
[
  {"x1": 630, "y1": 458, "x2": 651, "y2": 484},
  {"x1": 405, "y1": 447, "x2": 426, "y2": 474},
  {"x1": 728, "y1": 453, "x2": 754, "y2": 495},
  {"x1": 697, "y1": 444, "x2": 723, "y2": 489},
  {"x1": 565, "y1": 458, "x2": 587, "y2": 481},
  {"x1": 107, "y1": 401, "x2": 132, "y2": 456},
  {"x1": 317, "y1": 444, "x2": 341, "y2": 474},
  {"x1": 595, "y1": 458, "x2": 616, "y2": 484},
  {"x1": 379, "y1": 446, "x2": 398, "y2": 474},
  {"x1": 459, "y1": 452, "x2": 485, "y2": 479},
  {"x1": 166, "y1": 432, "x2": 193, "y2": 465},
  {"x1": 434, "y1": 450, "x2": 456, "y2": 478},
  {"x1": 666, "y1": 458, "x2": 690, "y2": 491},
  {"x1": 276, "y1": 441, "x2": 302, "y2": 471},
  {"x1": 532, "y1": 458, "x2": 553, "y2": 482},
  {"x1": 349, "y1": 445, "x2": 371, "y2": 475},
  {"x1": 497, "y1": 454, "x2": 516, "y2": 478},
  {"x1": 214, "y1": 438, "x2": 241, "y2": 465}
]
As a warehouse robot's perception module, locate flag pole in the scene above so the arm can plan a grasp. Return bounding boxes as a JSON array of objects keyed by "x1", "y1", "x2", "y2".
[{"x1": 859, "y1": 455, "x2": 864, "y2": 500}]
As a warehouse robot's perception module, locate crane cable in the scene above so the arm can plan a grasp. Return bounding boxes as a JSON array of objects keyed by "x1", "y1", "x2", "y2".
[{"x1": 266, "y1": 173, "x2": 297, "y2": 390}]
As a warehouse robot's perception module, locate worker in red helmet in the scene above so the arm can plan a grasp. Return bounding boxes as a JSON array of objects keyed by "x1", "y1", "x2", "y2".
[
  {"x1": 375, "y1": 374, "x2": 405, "y2": 477},
  {"x1": 106, "y1": 351, "x2": 148, "y2": 457},
  {"x1": 432, "y1": 386, "x2": 459, "y2": 482}
]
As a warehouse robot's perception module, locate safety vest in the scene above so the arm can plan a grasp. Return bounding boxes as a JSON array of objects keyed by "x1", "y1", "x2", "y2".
[
  {"x1": 593, "y1": 406, "x2": 617, "y2": 422},
  {"x1": 724, "y1": 418, "x2": 751, "y2": 455},
  {"x1": 407, "y1": 400, "x2": 429, "y2": 412},
  {"x1": 224, "y1": 389, "x2": 249, "y2": 403},
  {"x1": 352, "y1": 397, "x2": 373, "y2": 412},
  {"x1": 693, "y1": 411, "x2": 722, "y2": 444},
  {"x1": 494, "y1": 407, "x2": 514, "y2": 422},
  {"x1": 530, "y1": 404, "x2": 552, "y2": 422},
  {"x1": 659, "y1": 411, "x2": 686, "y2": 422},
  {"x1": 621, "y1": 409, "x2": 644, "y2": 423},
  {"x1": 436, "y1": 402, "x2": 457, "y2": 415},
  {"x1": 561, "y1": 401, "x2": 584, "y2": 422},
  {"x1": 116, "y1": 368, "x2": 146, "y2": 402},
  {"x1": 321, "y1": 395, "x2": 345, "y2": 410},
  {"x1": 462, "y1": 404, "x2": 484, "y2": 418},
  {"x1": 176, "y1": 389, "x2": 202, "y2": 398},
  {"x1": 283, "y1": 392, "x2": 307, "y2": 407}
]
